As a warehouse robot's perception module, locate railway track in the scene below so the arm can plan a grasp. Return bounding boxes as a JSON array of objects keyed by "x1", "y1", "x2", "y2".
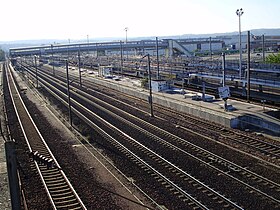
[
  {"x1": 87, "y1": 77, "x2": 280, "y2": 161},
  {"x1": 20, "y1": 63, "x2": 280, "y2": 209},
  {"x1": 4, "y1": 63, "x2": 86, "y2": 209},
  {"x1": 70, "y1": 77, "x2": 280, "y2": 206},
  {"x1": 29, "y1": 64, "x2": 245, "y2": 209},
  {"x1": 152, "y1": 104, "x2": 280, "y2": 161},
  {"x1": 37, "y1": 64, "x2": 280, "y2": 163}
]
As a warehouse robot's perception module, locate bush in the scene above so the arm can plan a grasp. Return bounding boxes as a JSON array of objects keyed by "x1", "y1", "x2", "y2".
[
  {"x1": 140, "y1": 78, "x2": 148, "y2": 87},
  {"x1": 266, "y1": 53, "x2": 280, "y2": 64},
  {"x1": 0, "y1": 49, "x2": 5, "y2": 61}
]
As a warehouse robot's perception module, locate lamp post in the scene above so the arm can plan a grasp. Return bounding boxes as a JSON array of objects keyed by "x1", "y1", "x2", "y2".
[
  {"x1": 120, "y1": 41, "x2": 123, "y2": 75},
  {"x1": 124, "y1": 27, "x2": 128, "y2": 43},
  {"x1": 124, "y1": 27, "x2": 128, "y2": 59},
  {"x1": 236, "y1": 8, "x2": 244, "y2": 78},
  {"x1": 247, "y1": 31, "x2": 251, "y2": 103}
]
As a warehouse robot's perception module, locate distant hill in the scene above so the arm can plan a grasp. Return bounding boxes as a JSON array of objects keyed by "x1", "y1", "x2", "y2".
[
  {"x1": 167, "y1": 28, "x2": 280, "y2": 39},
  {"x1": 247, "y1": 28, "x2": 280, "y2": 36}
]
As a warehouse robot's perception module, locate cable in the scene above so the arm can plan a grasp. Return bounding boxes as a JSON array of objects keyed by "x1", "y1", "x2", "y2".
[{"x1": 90, "y1": 182, "x2": 156, "y2": 210}]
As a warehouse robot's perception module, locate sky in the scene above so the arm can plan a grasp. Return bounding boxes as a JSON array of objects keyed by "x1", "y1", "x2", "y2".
[{"x1": 1, "y1": 0, "x2": 280, "y2": 42}]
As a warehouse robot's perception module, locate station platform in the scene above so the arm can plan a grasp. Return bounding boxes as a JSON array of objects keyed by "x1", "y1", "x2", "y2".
[{"x1": 84, "y1": 73, "x2": 280, "y2": 136}]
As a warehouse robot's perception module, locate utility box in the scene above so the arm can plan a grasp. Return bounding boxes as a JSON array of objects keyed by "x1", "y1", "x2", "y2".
[{"x1": 151, "y1": 80, "x2": 168, "y2": 92}]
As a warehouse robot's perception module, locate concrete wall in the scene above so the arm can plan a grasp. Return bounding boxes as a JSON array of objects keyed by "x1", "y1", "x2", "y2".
[
  {"x1": 90, "y1": 77, "x2": 237, "y2": 128},
  {"x1": 238, "y1": 114, "x2": 280, "y2": 135}
]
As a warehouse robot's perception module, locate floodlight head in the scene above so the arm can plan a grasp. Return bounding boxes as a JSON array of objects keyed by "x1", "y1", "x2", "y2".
[{"x1": 236, "y1": 8, "x2": 244, "y2": 16}]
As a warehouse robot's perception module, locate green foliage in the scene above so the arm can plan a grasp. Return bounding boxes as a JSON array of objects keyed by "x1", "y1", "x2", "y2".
[
  {"x1": 266, "y1": 53, "x2": 280, "y2": 64},
  {"x1": 140, "y1": 78, "x2": 148, "y2": 87},
  {"x1": 0, "y1": 49, "x2": 5, "y2": 61}
]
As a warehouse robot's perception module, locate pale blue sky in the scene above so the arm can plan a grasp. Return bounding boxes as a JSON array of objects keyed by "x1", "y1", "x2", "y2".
[{"x1": 1, "y1": 0, "x2": 279, "y2": 41}]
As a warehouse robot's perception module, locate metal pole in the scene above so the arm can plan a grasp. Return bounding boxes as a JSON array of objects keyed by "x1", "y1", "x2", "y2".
[
  {"x1": 125, "y1": 27, "x2": 128, "y2": 60},
  {"x1": 247, "y1": 31, "x2": 251, "y2": 103},
  {"x1": 87, "y1": 35, "x2": 89, "y2": 54},
  {"x1": 147, "y1": 54, "x2": 154, "y2": 117},
  {"x1": 209, "y1": 37, "x2": 212, "y2": 61},
  {"x1": 96, "y1": 43, "x2": 98, "y2": 58},
  {"x1": 142, "y1": 40, "x2": 145, "y2": 55},
  {"x1": 78, "y1": 45, "x2": 82, "y2": 87},
  {"x1": 67, "y1": 39, "x2": 70, "y2": 58},
  {"x1": 262, "y1": 34, "x2": 265, "y2": 62},
  {"x1": 51, "y1": 44, "x2": 55, "y2": 76},
  {"x1": 34, "y1": 56, "x2": 38, "y2": 88},
  {"x1": 65, "y1": 60, "x2": 72, "y2": 126},
  {"x1": 202, "y1": 81, "x2": 205, "y2": 101},
  {"x1": 238, "y1": 15, "x2": 242, "y2": 78},
  {"x1": 5, "y1": 141, "x2": 21, "y2": 210},
  {"x1": 156, "y1": 37, "x2": 160, "y2": 80},
  {"x1": 120, "y1": 41, "x2": 123, "y2": 75},
  {"x1": 125, "y1": 28, "x2": 128, "y2": 43},
  {"x1": 222, "y1": 53, "x2": 226, "y2": 87},
  {"x1": 236, "y1": 8, "x2": 244, "y2": 79}
]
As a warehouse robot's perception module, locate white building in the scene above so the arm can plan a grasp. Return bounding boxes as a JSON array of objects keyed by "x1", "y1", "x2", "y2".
[
  {"x1": 98, "y1": 66, "x2": 113, "y2": 77},
  {"x1": 151, "y1": 80, "x2": 169, "y2": 92}
]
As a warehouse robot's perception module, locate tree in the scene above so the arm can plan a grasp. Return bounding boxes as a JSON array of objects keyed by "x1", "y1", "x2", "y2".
[
  {"x1": 0, "y1": 49, "x2": 5, "y2": 61},
  {"x1": 266, "y1": 53, "x2": 280, "y2": 64}
]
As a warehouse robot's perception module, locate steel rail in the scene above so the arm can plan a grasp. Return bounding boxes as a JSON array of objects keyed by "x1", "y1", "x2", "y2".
[
  {"x1": 26, "y1": 64, "x2": 280, "y2": 204},
  {"x1": 27, "y1": 66, "x2": 245, "y2": 209},
  {"x1": 5, "y1": 63, "x2": 86, "y2": 210}
]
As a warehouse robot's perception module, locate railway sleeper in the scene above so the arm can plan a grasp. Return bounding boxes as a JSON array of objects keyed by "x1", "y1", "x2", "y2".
[
  {"x1": 178, "y1": 194, "x2": 185, "y2": 198},
  {"x1": 266, "y1": 148, "x2": 278, "y2": 152},
  {"x1": 212, "y1": 196, "x2": 219, "y2": 200},
  {"x1": 45, "y1": 178, "x2": 66, "y2": 184},
  {"x1": 56, "y1": 202, "x2": 81, "y2": 209},
  {"x1": 206, "y1": 192, "x2": 214, "y2": 197},
  {"x1": 168, "y1": 187, "x2": 176, "y2": 192},
  {"x1": 42, "y1": 171, "x2": 63, "y2": 177},
  {"x1": 268, "y1": 185, "x2": 277, "y2": 189},
  {"x1": 53, "y1": 195, "x2": 76, "y2": 202},
  {"x1": 42, "y1": 174, "x2": 65, "y2": 181},
  {"x1": 49, "y1": 187, "x2": 73, "y2": 194},
  {"x1": 222, "y1": 203, "x2": 230, "y2": 208},
  {"x1": 165, "y1": 184, "x2": 173, "y2": 189},
  {"x1": 52, "y1": 191, "x2": 74, "y2": 197},
  {"x1": 48, "y1": 183, "x2": 69, "y2": 189},
  {"x1": 217, "y1": 199, "x2": 226, "y2": 204}
]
